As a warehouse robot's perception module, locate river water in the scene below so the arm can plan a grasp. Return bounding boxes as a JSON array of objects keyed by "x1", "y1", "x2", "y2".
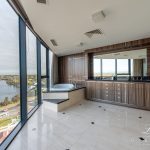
[{"x1": 0, "y1": 80, "x2": 19, "y2": 102}]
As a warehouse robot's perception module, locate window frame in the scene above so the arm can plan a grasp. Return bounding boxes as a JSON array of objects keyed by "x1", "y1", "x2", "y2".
[{"x1": 93, "y1": 55, "x2": 132, "y2": 80}]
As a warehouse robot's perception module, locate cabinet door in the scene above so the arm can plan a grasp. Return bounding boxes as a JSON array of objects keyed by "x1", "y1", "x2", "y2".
[
  {"x1": 86, "y1": 81, "x2": 96, "y2": 100},
  {"x1": 128, "y1": 83, "x2": 136, "y2": 106},
  {"x1": 95, "y1": 82, "x2": 102, "y2": 100},
  {"x1": 121, "y1": 83, "x2": 128, "y2": 104},
  {"x1": 145, "y1": 83, "x2": 150, "y2": 109},
  {"x1": 102, "y1": 82, "x2": 114, "y2": 101},
  {"x1": 108, "y1": 83, "x2": 115, "y2": 101},
  {"x1": 114, "y1": 83, "x2": 122, "y2": 103},
  {"x1": 136, "y1": 83, "x2": 145, "y2": 107}
]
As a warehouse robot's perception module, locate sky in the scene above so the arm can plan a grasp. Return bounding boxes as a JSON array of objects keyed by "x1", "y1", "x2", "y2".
[
  {"x1": 94, "y1": 58, "x2": 129, "y2": 74},
  {"x1": 0, "y1": 0, "x2": 19, "y2": 75},
  {"x1": 0, "y1": 0, "x2": 38, "y2": 75}
]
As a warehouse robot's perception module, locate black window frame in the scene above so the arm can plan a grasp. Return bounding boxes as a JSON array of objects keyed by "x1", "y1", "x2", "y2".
[
  {"x1": 93, "y1": 55, "x2": 132, "y2": 81},
  {"x1": 41, "y1": 44, "x2": 50, "y2": 92}
]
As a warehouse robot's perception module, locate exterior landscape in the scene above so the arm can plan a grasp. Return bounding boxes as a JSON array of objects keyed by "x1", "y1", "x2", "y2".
[
  {"x1": 0, "y1": 75, "x2": 37, "y2": 144},
  {"x1": 0, "y1": 75, "x2": 20, "y2": 144}
]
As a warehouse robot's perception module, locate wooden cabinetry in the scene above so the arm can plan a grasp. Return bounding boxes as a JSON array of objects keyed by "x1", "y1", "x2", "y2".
[
  {"x1": 121, "y1": 83, "x2": 128, "y2": 104},
  {"x1": 114, "y1": 83, "x2": 122, "y2": 103},
  {"x1": 86, "y1": 80, "x2": 150, "y2": 110},
  {"x1": 95, "y1": 82, "x2": 102, "y2": 99},
  {"x1": 86, "y1": 81, "x2": 96, "y2": 100},
  {"x1": 128, "y1": 83, "x2": 136, "y2": 106},
  {"x1": 145, "y1": 83, "x2": 150, "y2": 109},
  {"x1": 102, "y1": 82, "x2": 115, "y2": 101},
  {"x1": 135, "y1": 83, "x2": 145, "y2": 107}
]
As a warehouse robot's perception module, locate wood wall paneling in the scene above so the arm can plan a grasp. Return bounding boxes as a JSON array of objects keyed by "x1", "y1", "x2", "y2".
[
  {"x1": 58, "y1": 53, "x2": 87, "y2": 86},
  {"x1": 85, "y1": 38, "x2": 150, "y2": 54},
  {"x1": 147, "y1": 48, "x2": 150, "y2": 76}
]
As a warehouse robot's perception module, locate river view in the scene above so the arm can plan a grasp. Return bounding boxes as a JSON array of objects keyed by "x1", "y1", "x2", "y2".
[{"x1": 0, "y1": 80, "x2": 19, "y2": 102}]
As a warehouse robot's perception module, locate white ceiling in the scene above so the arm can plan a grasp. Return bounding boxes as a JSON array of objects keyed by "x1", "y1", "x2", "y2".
[
  {"x1": 19, "y1": 0, "x2": 150, "y2": 56},
  {"x1": 94, "y1": 49, "x2": 147, "y2": 59}
]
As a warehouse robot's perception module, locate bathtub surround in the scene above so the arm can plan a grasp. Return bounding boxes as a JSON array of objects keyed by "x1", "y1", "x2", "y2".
[{"x1": 42, "y1": 86, "x2": 85, "y2": 112}]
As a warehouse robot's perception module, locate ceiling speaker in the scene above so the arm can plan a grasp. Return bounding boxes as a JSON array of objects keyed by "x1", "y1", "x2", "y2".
[{"x1": 92, "y1": 10, "x2": 105, "y2": 23}]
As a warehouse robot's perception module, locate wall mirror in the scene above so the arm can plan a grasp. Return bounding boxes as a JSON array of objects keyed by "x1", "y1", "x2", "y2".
[{"x1": 93, "y1": 49, "x2": 147, "y2": 81}]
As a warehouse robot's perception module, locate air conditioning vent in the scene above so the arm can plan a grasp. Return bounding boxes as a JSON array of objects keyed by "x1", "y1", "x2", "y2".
[
  {"x1": 37, "y1": 0, "x2": 47, "y2": 4},
  {"x1": 85, "y1": 29, "x2": 103, "y2": 38},
  {"x1": 50, "y1": 39, "x2": 58, "y2": 46}
]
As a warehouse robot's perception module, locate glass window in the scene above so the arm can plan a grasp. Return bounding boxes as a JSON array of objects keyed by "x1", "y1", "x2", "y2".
[
  {"x1": 41, "y1": 45, "x2": 47, "y2": 76},
  {"x1": 93, "y1": 58, "x2": 101, "y2": 78},
  {"x1": 131, "y1": 59, "x2": 134, "y2": 76},
  {"x1": 102, "y1": 59, "x2": 115, "y2": 79},
  {"x1": 117, "y1": 59, "x2": 129, "y2": 80},
  {"x1": 0, "y1": 0, "x2": 20, "y2": 144},
  {"x1": 117, "y1": 59, "x2": 129, "y2": 75},
  {"x1": 49, "y1": 50, "x2": 53, "y2": 88},
  {"x1": 26, "y1": 27, "x2": 38, "y2": 113},
  {"x1": 41, "y1": 45, "x2": 47, "y2": 92}
]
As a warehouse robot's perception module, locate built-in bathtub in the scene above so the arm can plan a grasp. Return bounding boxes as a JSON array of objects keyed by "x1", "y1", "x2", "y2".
[
  {"x1": 43, "y1": 83, "x2": 85, "y2": 112},
  {"x1": 50, "y1": 83, "x2": 75, "y2": 92}
]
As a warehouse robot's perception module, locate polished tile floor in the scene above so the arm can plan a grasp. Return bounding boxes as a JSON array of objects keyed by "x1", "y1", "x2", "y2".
[{"x1": 8, "y1": 100, "x2": 150, "y2": 150}]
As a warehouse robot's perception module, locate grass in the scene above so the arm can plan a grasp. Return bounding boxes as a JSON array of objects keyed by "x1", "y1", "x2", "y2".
[
  {"x1": 0, "y1": 102, "x2": 20, "y2": 111},
  {"x1": 0, "y1": 116, "x2": 19, "y2": 128},
  {"x1": 0, "y1": 118, "x2": 12, "y2": 128}
]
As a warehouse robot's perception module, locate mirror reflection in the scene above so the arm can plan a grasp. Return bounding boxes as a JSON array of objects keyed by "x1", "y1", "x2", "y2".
[{"x1": 93, "y1": 49, "x2": 148, "y2": 81}]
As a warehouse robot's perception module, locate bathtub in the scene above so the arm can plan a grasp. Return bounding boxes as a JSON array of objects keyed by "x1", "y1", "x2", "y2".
[{"x1": 50, "y1": 84, "x2": 75, "y2": 92}]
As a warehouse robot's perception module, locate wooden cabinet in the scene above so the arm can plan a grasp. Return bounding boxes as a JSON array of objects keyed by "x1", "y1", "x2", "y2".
[
  {"x1": 121, "y1": 83, "x2": 128, "y2": 104},
  {"x1": 86, "y1": 80, "x2": 150, "y2": 110},
  {"x1": 128, "y1": 83, "x2": 136, "y2": 106},
  {"x1": 95, "y1": 82, "x2": 102, "y2": 99},
  {"x1": 114, "y1": 83, "x2": 122, "y2": 103},
  {"x1": 86, "y1": 81, "x2": 96, "y2": 100},
  {"x1": 145, "y1": 83, "x2": 150, "y2": 109},
  {"x1": 135, "y1": 83, "x2": 145, "y2": 107},
  {"x1": 101, "y1": 82, "x2": 115, "y2": 101}
]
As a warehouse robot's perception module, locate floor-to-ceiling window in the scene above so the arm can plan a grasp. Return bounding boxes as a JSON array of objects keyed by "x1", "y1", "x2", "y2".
[
  {"x1": 0, "y1": 1, "x2": 51, "y2": 149},
  {"x1": 26, "y1": 27, "x2": 38, "y2": 113},
  {"x1": 41, "y1": 45, "x2": 47, "y2": 92},
  {"x1": 49, "y1": 50, "x2": 53, "y2": 88},
  {"x1": 0, "y1": 0, "x2": 20, "y2": 144}
]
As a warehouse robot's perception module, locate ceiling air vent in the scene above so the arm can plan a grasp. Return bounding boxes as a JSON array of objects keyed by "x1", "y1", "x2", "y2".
[
  {"x1": 37, "y1": 0, "x2": 47, "y2": 4},
  {"x1": 50, "y1": 39, "x2": 58, "y2": 46},
  {"x1": 85, "y1": 29, "x2": 103, "y2": 38}
]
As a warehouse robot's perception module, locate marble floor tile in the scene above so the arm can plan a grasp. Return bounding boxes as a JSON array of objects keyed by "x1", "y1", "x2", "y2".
[{"x1": 7, "y1": 100, "x2": 150, "y2": 150}]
